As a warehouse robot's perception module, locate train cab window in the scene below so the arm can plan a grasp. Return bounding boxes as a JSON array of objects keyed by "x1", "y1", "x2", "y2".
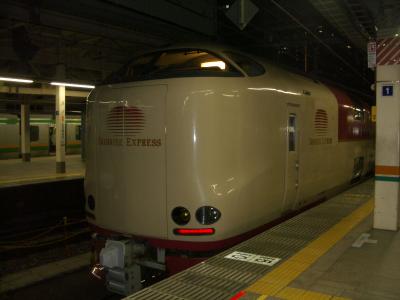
[
  {"x1": 353, "y1": 108, "x2": 364, "y2": 121},
  {"x1": 288, "y1": 114, "x2": 296, "y2": 151},
  {"x1": 30, "y1": 125, "x2": 39, "y2": 142},
  {"x1": 104, "y1": 49, "x2": 243, "y2": 83},
  {"x1": 75, "y1": 125, "x2": 81, "y2": 140},
  {"x1": 223, "y1": 51, "x2": 265, "y2": 76}
]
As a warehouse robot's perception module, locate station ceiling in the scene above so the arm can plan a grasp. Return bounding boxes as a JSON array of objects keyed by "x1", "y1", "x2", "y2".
[{"x1": 1, "y1": 0, "x2": 399, "y2": 101}]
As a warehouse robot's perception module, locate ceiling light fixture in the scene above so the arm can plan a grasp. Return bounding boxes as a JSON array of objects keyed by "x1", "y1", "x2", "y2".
[
  {"x1": 0, "y1": 76, "x2": 34, "y2": 83},
  {"x1": 50, "y1": 82, "x2": 95, "y2": 89}
]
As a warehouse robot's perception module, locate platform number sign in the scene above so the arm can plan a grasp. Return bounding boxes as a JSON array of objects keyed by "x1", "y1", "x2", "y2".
[
  {"x1": 382, "y1": 85, "x2": 393, "y2": 96},
  {"x1": 224, "y1": 251, "x2": 281, "y2": 266}
]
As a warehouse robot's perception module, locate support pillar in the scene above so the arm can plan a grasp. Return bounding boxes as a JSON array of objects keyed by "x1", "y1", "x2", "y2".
[
  {"x1": 20, "y1": 103, "x2": 30, "y2": 162},
  {"x1": 80, "y1": 107, "x2": 86, "y2": 161},
  {"x1": 56, "y1": 85, "x2": 66, "y2": 173},
  {"x1": 374, "y1": 64, "x2": 400, "y2": 231}
]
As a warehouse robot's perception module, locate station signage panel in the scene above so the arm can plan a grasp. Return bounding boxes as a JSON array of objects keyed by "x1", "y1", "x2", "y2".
[
  {"x1": 224, "y1": 251, "x2": 281, "y2": 266},
  {"x1": 367, "y1": 41, "x2": 376, "y2": 69},
  {"x1": 382, "y1": 85, "x2": 393, "y2": 96}
]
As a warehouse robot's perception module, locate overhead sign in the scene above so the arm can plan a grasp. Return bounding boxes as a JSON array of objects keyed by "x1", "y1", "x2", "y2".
[
  {"x1": 382, "y1": 85, "x2": 393, "y2": 96},
  {"x1": 225, "y1": 0, "x2": 259, "y2": 30},
  {"x1": 377, "y1": 37, "x2": 400, "y2": 66},
  {"x1": 367, "y1": 41, "x2": 376, "y2": 69},
  {"x1": 224, "y1": 251, "x2": 281, "y2": 266}
]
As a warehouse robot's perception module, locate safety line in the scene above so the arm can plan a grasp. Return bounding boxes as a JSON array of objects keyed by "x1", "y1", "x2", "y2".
[
  {"x1": 243, "y1": 198, "x2": 374, "y2": 297},
  {"x1": 0, "y1": 173, "x2": 84, "y2": 186}
]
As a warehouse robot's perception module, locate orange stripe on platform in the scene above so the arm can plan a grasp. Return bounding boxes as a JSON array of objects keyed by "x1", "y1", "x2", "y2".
[{"x1": 375, "y1": 165, "x2": 400, "y2": 176}]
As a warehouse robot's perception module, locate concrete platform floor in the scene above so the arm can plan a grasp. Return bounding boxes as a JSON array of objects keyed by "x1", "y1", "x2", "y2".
[
  {"x1": 287, "y1": 214, "x2": 400, "y2": 300},
  {"x1": 0, "y1": 267, "x2": 121, "y2": 300},
  {"x1": 127, "y1": 180, "x2": 400, "y2": 300},
  {"x1": 0, "y1": 155, "x2": 85, "y2": 188},
  {"x1": 0, "y1": 253, "x2": 91, "y2": 294}
]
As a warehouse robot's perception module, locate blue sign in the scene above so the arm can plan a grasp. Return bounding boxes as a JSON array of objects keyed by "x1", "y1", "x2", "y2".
[{"x1": 382, "y1": 85, "x2": 393, "y2": 96}]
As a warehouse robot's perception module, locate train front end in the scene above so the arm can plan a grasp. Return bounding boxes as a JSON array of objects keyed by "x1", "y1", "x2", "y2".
[
  {"x1": 85, "y1": 84, "x2": 167, "y2": 239},
  {"x1": 85, "y1": 81, "x2": 170, "y2": 293},
  {"x1": 84, "y1": 47, "x2": 252, "y2": 295}
]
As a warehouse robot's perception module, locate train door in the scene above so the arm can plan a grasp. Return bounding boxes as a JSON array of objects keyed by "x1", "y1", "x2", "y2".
[
  {"x1": 283, "y1": 104, "x2": 300, "y2": 211},
  {"x1": 49, "y1": 126, "x2": 56, "y2": 153}
]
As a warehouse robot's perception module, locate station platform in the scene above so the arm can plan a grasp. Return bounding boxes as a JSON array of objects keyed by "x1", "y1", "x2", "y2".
[
  {"x1": 126, "y1": 179, "x2": 400, "y2": 300},
  {"x1": 0, "y1": 155, "x2": 85, "y2": 188},
  {"x1": 0, "y1": 252, "x2": 91, "y2": 294}
]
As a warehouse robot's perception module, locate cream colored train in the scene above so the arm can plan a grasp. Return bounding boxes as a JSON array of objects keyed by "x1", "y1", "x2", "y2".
[{"x1": 84, "y1": 44, "x2": 374, "y2": 295}]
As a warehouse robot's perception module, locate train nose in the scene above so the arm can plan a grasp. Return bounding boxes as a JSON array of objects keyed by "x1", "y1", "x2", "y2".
[{"x1": 85, "y1": 84, "x2": 168, "y2": 239}]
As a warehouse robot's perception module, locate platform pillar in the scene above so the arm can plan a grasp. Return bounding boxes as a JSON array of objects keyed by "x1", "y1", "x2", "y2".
[
  {"x1": 20, "y1": 103, "x2": 31, "y2": 162},
  {"x1": 55, "y1": 85, "x2": 66, "y2": 173},
  {"x1": 80, "y1": 107, "x2": 86, "y2": 161},
  {"x1": 374, "y1": 64, "x2": 400, "y2": 231}
]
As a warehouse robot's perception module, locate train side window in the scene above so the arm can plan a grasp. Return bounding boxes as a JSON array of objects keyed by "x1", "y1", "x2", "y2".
[
  {"x1": 75, "y1": 125, "x2": 81, "y2": 140},
  {"x1": 30, "y1": 126, "x2": 39, "y2": 142},
  {"x1": 288, "y1": 114, "x2": 296, "y2": 152},
  {"x1": 223, "y1": 51, "x2": 265, "y2": 76},
  {"x1": 104, "y1": 48, "x2": 243, "y2": 83}
]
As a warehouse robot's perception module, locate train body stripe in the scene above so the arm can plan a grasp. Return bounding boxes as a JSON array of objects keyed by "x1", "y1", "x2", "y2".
[
  {"x1": 31, "y1": 146, "x2": 49, "y2": 151},
  {"x1": 0, "y1": 119, "x2": 18, "y2": 124},
  {"x1": 375, "y1": 165, "x2": 400, "y2": 176},
  {"x1": 67, "y1": 144, "x2": 81, "y2": 148},
  {"x1": 0, "y1": 146, "x2": 19, "y2": 153},
  {"x1": 30, "y1": 119, "x2": 53, "y2": 124},
  {"x1": 375, "y1": 176, "x2": 400, "y2": 182}
]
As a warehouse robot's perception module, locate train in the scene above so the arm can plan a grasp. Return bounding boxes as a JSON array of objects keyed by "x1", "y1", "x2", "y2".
[
  {"x1": 0, "y1": 113, "x2": 82, "y2": 159},
  {"x1": 84, "y1": 44, "x2": 374, "y2": 295}
]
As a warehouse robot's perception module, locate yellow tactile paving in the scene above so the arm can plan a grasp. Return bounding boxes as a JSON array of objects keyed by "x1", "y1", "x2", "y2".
[
  {"x1": 276, "y1": 286, "x2": 306, "y2": 299},
  {"x1": 246, "y1": 198, "x2": 374, "y2": 297},
  {"x1": 276, "y1": 287, "x2": 332, "y2": 300},
  {"x1": 256, "y1": 287, "x2": 352, "y2": 300}
]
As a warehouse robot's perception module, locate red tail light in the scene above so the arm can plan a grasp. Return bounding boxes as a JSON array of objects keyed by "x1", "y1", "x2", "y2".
[{"x1": 174, "y1": 228, "x2": 215, "y2": 235}]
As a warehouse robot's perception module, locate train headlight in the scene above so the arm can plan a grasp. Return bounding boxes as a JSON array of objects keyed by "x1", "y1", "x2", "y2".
[
  {"x1": 88, "y1": 195, "x2": 95, "y2": 210},
  {"x1": 196, "y1": 206, "x2": 221, "y2": 225},
  {"x1": 171, "y1": 207, "x2": 191, "y2": 225}
]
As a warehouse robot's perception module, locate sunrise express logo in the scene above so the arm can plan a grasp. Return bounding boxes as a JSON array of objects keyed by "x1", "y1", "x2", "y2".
[
  {"x1": 99, "y1": 105, "x2": 161, "y2": 147},
  {"x1": 106, "y1": 105, "x2": 144, "y2": 135}
]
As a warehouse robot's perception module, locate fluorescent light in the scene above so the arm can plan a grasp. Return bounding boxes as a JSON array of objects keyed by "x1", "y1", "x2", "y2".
[
  {"x1": 0, "y1": 76, "x2": 33, "y2": 83},
  {"x1": 50, "y1": 82, "x2": 95, "y2": 89},
  {"x1": 201, "y1": 61, "x2": 226, "y2": 70}
]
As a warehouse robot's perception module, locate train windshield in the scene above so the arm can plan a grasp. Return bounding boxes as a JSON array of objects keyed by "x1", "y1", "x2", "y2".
[
  {"x1": 103, "y1": 49, "x2": 243, "y2": 84},
  {"x1": 223, "y1": 51, "x2": 265, "y2": 76}
]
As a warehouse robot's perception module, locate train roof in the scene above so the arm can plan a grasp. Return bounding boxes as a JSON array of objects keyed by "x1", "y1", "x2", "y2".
[
  {"x1": 124, "y1": 43, "x2": 325, "y2": 85},
  {"x1": 104, "y1": 42, "x2": 373, "y2": 101}
]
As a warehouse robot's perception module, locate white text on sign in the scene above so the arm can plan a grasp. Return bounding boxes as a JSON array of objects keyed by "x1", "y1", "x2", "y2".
[{"x1": 224, "y1": 251, "x2": 281, "y2": 266}]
